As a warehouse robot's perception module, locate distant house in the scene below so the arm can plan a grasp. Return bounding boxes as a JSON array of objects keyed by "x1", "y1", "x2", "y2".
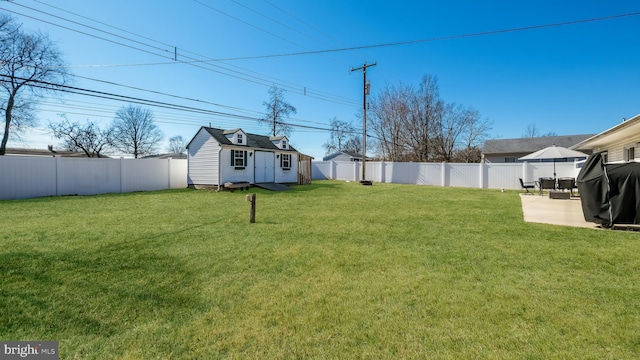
[
  {"x1": 3, "y1": 147, "x2": 103, "y2": 158},
  {"x1": 142, "y1": 153, "x2": 187, "y2": 159},
  {"x1": 187, "y1": 127, "x2": 304, "y2": 189},
  {"x1": 482, "y1": 134, "x2": 594, "y2": 163},
  {"x1": 571, "y1": 114, "x2": 640, "y2": 163},
  {"x1": 322, "y1": 151, "x2": 370, "y2": 162}
]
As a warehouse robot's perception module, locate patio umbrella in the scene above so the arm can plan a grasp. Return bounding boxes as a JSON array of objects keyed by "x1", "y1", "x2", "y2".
[{"x1": 518, "y1": 144, "x2": 588, "y2": 178}]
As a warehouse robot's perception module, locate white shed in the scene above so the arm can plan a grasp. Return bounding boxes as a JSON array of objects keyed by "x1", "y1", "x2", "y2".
[{"x1": 187, "y1": 127, "x2": 300, "y2": 189}]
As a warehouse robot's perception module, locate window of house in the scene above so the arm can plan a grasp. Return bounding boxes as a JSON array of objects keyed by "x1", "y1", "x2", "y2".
[
  {"x1": 280, "y1": 153, "x2": 291, "y2": 170},
  {"x1": 232, "y1": 150, "x2": 246, "y2": 169},
  {"x1": 504, "y1": 157, "x2": 516, "y2": 163},
  {"x1": 627, "y1": 147, "x2": 635, "y2": 161},
  {"x1": 282, "y1": 140, "x2": 287, "y2": 149},
  {"x1": 237, "y1": 134, "x2": 243, "y2": 144}
]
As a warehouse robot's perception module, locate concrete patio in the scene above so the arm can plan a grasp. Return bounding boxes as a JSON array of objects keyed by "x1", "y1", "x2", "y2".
[{"x1": 519, "y1": 193, "x2": 602, "y2": 229}]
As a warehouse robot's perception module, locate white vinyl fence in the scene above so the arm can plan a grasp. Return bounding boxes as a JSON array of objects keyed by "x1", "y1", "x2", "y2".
[
  {"x1": 312, "y1": 160, "x2": 583, "y2": 190},
  {"x1": 0, "y1": 156, "x2": 188, "y2": 200}
]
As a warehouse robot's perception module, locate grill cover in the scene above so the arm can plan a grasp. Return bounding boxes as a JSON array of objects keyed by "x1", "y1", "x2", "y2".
[{"x1": 576, "y1": 152, "x2": 640, "y2": 227}]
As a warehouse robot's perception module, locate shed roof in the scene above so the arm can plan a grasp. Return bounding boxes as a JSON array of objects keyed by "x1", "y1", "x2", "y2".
[{"x1": 192, "y1": 127, "x2": 298, "y2": 152}]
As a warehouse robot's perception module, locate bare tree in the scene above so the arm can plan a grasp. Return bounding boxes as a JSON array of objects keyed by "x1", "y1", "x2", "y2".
[
  {"x1": 457, "y1": 111, "x2": 492, "y2": 163},
  {"x1": 523, "y1": 123, "x2": 557, "y2": 138},
  {"x1": 322, "y1": 117, "x2": 356, "y2": 154},
  {"x1": 367, "y1": 74, "x2": 490, "y2": 163},
  {"x1": 406, "y1": 75, "x2": 444, "y2": 162},
  {"x1": 167, "y1": 135, "x2": 187, "y2": 154},
  {"x1": 261, "y1": 86, "x2": 296, "y2": 136},
  {"x1": 0, "y1": 13, "x2": 69, "y2": 155},
  {"x1": 368, "y1": 83, "x2": 413, "y2": 161},
  {"x1": 110, "y1": 105, "x2": 163, "y2": 158},
  {"x1": 342, "y1": 136, "x2": 362, "y2": 154},
  {"x1": 49, "y1": 116, "x2": 111, "y2": 157},
  {"x1": 522, "y1": 123, "x2": 540, "y2": 138}
]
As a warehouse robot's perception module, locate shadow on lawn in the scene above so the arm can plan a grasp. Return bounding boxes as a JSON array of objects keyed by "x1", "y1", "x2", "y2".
[{"x1": 0, "y1": 236, "x2": 206, "y2": 338}]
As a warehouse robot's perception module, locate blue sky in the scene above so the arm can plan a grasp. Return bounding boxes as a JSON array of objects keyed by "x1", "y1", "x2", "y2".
[{"x1": 2, "y1": 0, "x2": 639, "y2": 159}]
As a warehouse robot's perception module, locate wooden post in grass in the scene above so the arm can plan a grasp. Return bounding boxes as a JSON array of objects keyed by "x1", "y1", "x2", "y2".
[{"x1": 245, "y1": 193, "x2": 256, "y2": 223}]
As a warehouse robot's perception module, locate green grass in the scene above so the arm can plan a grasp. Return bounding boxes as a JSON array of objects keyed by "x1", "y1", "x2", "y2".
[{"x1": 1, "y1": 181, "x2": 640, "y2": 359}]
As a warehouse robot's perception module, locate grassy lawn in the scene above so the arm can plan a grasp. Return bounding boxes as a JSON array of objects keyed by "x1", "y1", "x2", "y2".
[{"x1": 1, "y1": 180, "x2": 640, "y2": 359}]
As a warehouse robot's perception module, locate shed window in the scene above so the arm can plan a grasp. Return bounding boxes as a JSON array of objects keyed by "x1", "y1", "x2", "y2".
[
  {"x1": 232, "y1": 150, "x2": 247, "y2": 169},
  {"x1": 280, "y1": 153, "x2": 291, "y2": 170}
]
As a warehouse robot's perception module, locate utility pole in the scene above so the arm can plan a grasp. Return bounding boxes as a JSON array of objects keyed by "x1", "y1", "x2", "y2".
[{"x1": 350, "y1": 61, "x2": 376, "y2": 185}]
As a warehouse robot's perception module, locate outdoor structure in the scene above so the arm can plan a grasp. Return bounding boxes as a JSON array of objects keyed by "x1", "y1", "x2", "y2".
[
  {"x1": 482, "y1": 134, "x2": 594, "y2": 163},
  {"x1": 322, "y1": 151, "x2": 369, "y2": 162},
  {"x1": 187, "y1": 127, "x2": 303, "y2": 189},
  {"x1": 571, "y1": 114, "x2": 640, "y2": 163}
]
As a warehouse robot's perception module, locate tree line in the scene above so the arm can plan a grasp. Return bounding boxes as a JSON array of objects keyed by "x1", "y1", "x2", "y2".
[
  {"x1": 367, "y1": 74, "x2": 491, "y2": 163},
  {"x1": 322, "y1": 75, "x2": 492, "y2": 163}
]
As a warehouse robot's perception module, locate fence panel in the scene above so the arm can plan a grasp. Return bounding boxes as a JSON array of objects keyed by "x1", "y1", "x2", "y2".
[
  {"x1": 169, "y1": 159, "x2": 188, "y2": 189},
  {"x1": 312, "y1": 161, "x2": 331, "y2": 180},
  {"x1": 335, "y1": 161, "x2": 357, "y2": 181},
  {"x1": 448, "y1": 164, "x2": 480, "y2": 188},
  {"x1": 0, "y1": 156, "x2": 57, "y2": 200},
  {"x1": 122, "y1": 159, "x2": 169, "y2": 193},
  {"x1": 486, "y1": 163, "x2": 523, "y2": 190},
  {"x1": 311, "y1": 160, "x2": 583, "y2": 190},
  {"x1": 57, "y1": 158, "x2": 121, "y2": 196},
  {"x1": 0, "y1": 157, "x2": 188, "y2": 200}
]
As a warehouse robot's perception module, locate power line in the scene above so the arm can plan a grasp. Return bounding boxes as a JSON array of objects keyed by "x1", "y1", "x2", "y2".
[
  {"x1": 198, "y1": 11, "x2": 640, "y2": 61},
  {"x1": 1, "y1": 2, "x2": 360, "y2": 107},
  {"x1": 1, "y1": 74, "x2": 336, "y2": 133}
]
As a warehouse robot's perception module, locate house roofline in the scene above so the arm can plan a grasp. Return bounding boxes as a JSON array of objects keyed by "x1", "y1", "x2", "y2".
[{"x1": 571, "y1": 113, "x2": 640, "y2": 150}]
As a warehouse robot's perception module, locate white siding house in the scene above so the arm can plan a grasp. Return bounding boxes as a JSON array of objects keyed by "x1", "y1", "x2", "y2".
[
  {"x1": 572, "y1": 113, "x2": 640, "y2": 163},
  {"x1": 187, "y1": 127, "x2": 300, "y2": 188}
]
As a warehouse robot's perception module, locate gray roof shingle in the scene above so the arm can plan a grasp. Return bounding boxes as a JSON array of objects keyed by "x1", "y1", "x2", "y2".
[
  {"x1": 202, "y1": 127, "x2": 298, "y2": 152},
  {"x1": 482, "y1": 134, "x2": 595, "y2": 155}
]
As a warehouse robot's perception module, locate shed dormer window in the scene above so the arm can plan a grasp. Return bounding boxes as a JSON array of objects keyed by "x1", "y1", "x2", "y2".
[{"x1": 237, "y1": 134, "x2": 243, "y2": 144}]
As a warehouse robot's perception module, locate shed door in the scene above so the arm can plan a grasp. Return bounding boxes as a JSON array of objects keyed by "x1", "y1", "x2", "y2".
[{"x1": 255, "y1": 151, "x2": 275, "y2": 183}]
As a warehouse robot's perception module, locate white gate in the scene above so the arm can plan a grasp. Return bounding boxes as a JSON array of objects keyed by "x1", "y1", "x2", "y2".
[{"x1": 255, "y1": 151, "x2": 275, "y2": 183}]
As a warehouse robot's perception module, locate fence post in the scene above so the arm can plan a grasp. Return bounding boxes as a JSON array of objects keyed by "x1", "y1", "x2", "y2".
[
  {"x1": 120, "y1": 157, "x2": 124, "y2": 194},
  {"x1": 55, "y1": 155, "x2": 60, "y2": 196},
  {"x1": 380, "y1": 161, "x2": 385, "y2": 183},
  {"x1": 167, "y1": 158, "x2": 172, "y2": 189},
  {"x1": 441, "y1": 162, "x2": 447, "y2": 187},
  {"x1": 246, "y1": 193, "x2": 256, "y2": 223},
  {"x1": 330, "y1": 160, "x2": 335, "y2": 180},
  {"x1": 478, "y1": 161, "x2": 485, "y2": 189}
]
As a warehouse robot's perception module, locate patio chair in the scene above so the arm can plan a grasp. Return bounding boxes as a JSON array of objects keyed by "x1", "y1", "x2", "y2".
[
  {"x1": 558, "y1": 177, "x2": 576, "y2": 197},
  {"x1": 538, "y1": 177, "x2": 556, "y2": 195},
  {"x1": 519, "y1": 178, "x2": 537, "y2": 194}
]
